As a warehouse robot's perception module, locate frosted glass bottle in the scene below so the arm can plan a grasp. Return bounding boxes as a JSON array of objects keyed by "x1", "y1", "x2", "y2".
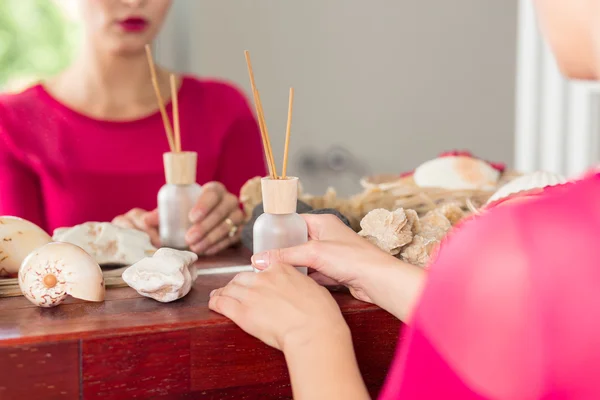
[
  {"x1": 158, "y1": 152, "x2": 202, "y2": 250},
  {"x1": 253, "y1": 177, "x2": 308, "y2": 274}
]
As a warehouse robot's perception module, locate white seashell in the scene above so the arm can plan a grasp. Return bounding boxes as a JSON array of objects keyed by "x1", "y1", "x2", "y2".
[
  {"x1": 0, "y1": 216, "x2": 52, "y2": 277},
  {"x1": 19, "y1": 242, "x2": 105, "y2": 308},
  {"x1": 52, "y1": 222, "x2": 157, "y2": 266},
  {"x1": 413, "y1": 156, "x2": 500, "y2": 190},
  {"x1": 486, "y1": 171, "x2": 567, "y2": 205},
  {"x1": 122, "y1": 248, "x2": 198, "y2": 303}
]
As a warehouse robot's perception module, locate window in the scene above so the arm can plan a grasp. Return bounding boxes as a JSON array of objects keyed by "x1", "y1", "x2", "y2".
[{"x1": 0, "y1": 0, "x2": 81, "y2": 93}]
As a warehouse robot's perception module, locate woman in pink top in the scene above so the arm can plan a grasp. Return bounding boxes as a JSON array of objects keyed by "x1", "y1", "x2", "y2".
[
  {"x1": 0, "y1": 0, "x2": 266, "y2": 255},
  {"x1": 209, "y1": 0, "x2": 600, "y2": 398}
]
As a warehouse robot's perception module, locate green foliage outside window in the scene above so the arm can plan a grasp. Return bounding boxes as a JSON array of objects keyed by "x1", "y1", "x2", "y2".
[{"x1": 0, "y1": 0, "x2": 80, "y2": 91}]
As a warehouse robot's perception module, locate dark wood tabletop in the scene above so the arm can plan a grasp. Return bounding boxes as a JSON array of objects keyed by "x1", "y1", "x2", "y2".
[{"x1": 0, "y1": 247, "x2": 401, "y2": 400}]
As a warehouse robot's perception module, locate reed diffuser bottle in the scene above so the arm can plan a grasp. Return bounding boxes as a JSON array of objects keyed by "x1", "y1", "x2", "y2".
[
  {"x1": 244, "y1": 50, "x2": 307, "y2": 273},
  {"x1": 145, "y1": 45, "x2": 202, "y2": 250},
  {"x1": 253, "y1": 177, "x2": 307, "y2": 274},
  {"x1": 158, "y1": 152, "x2": 202, "y2": 250}
]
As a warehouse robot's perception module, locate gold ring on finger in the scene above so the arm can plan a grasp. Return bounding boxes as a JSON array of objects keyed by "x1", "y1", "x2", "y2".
[{"x1": 225, "y1": 218, "x2": 238, "y2": 238}]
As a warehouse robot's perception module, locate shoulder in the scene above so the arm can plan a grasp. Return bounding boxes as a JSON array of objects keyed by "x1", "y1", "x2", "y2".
[
  {"x1": 419, "y1": 174, "x2": 600, "y2": 332},
  {"x1": 181, "y1": 75, "x2": 253, "y2": 115},
  {"x1": 0, "y1": 84, "x2": 47, "y2": 133},
  {"x1": 0, "y1": 84, "x2": 45, "y2": 147},
  {"x1": 407, "y1": 175, "x2": 600, "y2": 397},
  {"x1": 0, "y1": 83, "x2": 46, "y2": 116},
  {"x1": 443, "y1": 174, "x2": 600, "y2": 252}
]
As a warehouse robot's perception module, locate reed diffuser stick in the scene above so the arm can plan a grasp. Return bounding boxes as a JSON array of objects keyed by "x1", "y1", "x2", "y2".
[
  {"x1": 170, "y1": 74, "x2": 181, "y2": 152},
  {"x1": 250, "y1": 88, "x2": 274, "y2": 177},
  {"x1": 282, "y1": 87, "x2": 294, "y2": 179},
  {"x1": 255, "y1": 89, "x2": 278, "y2": 178},
  {"x1": 145, "y1": 44, "x2": 176, "y2": 152},
  {"x1": 244, "y1": 51, "x2": 277, "y2": 178}
]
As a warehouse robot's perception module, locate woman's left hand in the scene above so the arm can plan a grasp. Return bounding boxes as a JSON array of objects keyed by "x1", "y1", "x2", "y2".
[
  {"x1": 147, "y1": 181, "x2": 244, "y2": 255},
  {"x1": 209, "y1": 262, "x2": 349, "y2": 351},
  {"x1": 185, "y1": 182, "x2": 244, "y2": 255}
]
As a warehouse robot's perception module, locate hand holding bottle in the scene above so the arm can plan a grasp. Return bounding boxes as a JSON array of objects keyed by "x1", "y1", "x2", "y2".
[
  {"x1": 180, "y1": 181, "x2": 244, "y2": 255},
  {"x1": 252, "y1": 214, "x2": 426, "y2": 322}
]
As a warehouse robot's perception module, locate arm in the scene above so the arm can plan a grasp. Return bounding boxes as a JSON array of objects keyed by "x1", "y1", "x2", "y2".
[
  {"x1": 208, "y1": 261, "x2": 371, "y2": 400},
  {"x1": 284, "y1": 326, "x2": 370, "y2": 400},
  {"x1": 360, "y1": 258, "x2": 427, "y2": 323},
  {"x1": 251, "y1": 214, "x2": 428, "y2": 323},
  {"x1": 0, "y1": 129, "x2": 46, "y2": 230}
]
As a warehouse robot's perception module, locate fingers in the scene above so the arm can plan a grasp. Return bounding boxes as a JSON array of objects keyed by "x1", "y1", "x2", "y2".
[
  {"x1": 309, "y1": 271, "x2": 341, "y2": 286},
  {"x1": 113, "y1": 208, "x2": 160, "y2": 247},
  {"x1": 251, "y1": 241, "x2": 321, "y2": 271},
  {"x1": 188, "y1": 182, "x2": 225, "y2": 223},
  {"x1": 186, "y1": 195, "x2": 241, "y2": 253},
  {"x1": 208, "y1": 271, "x2": 257, "y2": 316},
  {"x1": 112, "y1": 215, "x2": 135, "y2": 229},
  {"x1": 301, "y1": 214, "x2": 352, "y2": 240},
  {"x1": 144, "y1": 209, "x2": 159, "y2": 228},
  {"x1": 208, "y1": 292, "x2": 244, "y2": 320},
  {"x1": 204, "y1": 224, "x2": 242, "y2": 256}
]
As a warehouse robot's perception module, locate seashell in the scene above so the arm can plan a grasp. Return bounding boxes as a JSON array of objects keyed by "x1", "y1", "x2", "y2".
[
  {"x1": 19, "y1": 242, "x2": 105, "y2": 308},
  {"x1": 485, "y1": 171, "x2": 567, "y2": 205},
  {"x1": 413, "y1": 156, "x2": 500, "y2": 190},
  {"x1": 52, "y1": 222, "x2": 156, "y2": 266},
  {"x1": 0, "y1": 216, "x2": 52, "y2": 278},
  {"x1": 122, "y1": 248, "x2": 198, "y2": 303}
]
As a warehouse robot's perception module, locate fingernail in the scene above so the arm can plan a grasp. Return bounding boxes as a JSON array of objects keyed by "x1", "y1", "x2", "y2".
[
  {"x1": 251, "y1": 252, "x2": 269, "y2": 269},
  {"x1": 185, "y1": 230, "x2": 201, "y2": 244},
  {"x1": 192, "y1": 241, "x2": 208, "y2": 254},
  {"x1": 189, "y1": 209, "x2": 202, "y2": 223},
  {"x1": 209, "y1": 289, "x2": 216, "y2": 297}
]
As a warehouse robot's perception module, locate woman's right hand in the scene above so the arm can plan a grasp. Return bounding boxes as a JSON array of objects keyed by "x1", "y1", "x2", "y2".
[
  {"x1": 251, "y1": 214, "x2": 426, "y2": 321},
  {"x1": 112, "y1": 208, "x2": 161, "y2": 248}
]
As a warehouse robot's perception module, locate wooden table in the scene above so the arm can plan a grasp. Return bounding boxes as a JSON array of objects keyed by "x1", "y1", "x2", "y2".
[{"x1": 0, "y1": 248, "x2": 401, "y2": 400}]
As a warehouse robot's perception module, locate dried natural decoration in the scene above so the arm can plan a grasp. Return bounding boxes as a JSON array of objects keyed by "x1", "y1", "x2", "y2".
[
  {"x1": 240, "y1": 176, "x2": 263, "y2": 220},
  {"x1": 359, "y1": 202, "x2": 466, "y2": 268},
  {"x1": 238, "y1": 154, "x2": 521, "y2": 267},
  {"x1": 240, "y1": 166, "x2": 520, "y2": 231},
  {"x1": 358, "y1": 208, "x2": 419, "y2": 256}
]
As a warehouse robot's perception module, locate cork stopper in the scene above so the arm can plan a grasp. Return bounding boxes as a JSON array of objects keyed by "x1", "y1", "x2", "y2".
[
  {"x1": 163, "y1": 152, "x2": 197, "y2": 185},
  {"x1": 261, "y1": 176, "x2": 299, "y2": 214}
]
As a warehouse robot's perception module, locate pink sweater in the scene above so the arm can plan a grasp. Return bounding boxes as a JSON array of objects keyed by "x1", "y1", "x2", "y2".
[
  {"x1": 380, "y1": 173, "x2": 600, "y2": 399},
  {"x1": 0, "y1": 77, "x2": 267, "y2": 233}
]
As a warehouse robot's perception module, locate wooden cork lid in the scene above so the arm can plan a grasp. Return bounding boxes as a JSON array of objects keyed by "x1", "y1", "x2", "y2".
[
  {"x1": 163, "y1": 152, "x2": 197, "y2": 185},
  {"x1": 261, "y1": 177, "x2": 299, "y2": 214}
]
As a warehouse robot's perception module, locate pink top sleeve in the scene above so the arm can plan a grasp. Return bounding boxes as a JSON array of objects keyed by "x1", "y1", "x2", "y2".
[
  {"x1": 380, "y1": 174, "x2": 600, "y2": 399},
  {"x1": 0, "y1": 114, "x2": 46, "y2": 229}
]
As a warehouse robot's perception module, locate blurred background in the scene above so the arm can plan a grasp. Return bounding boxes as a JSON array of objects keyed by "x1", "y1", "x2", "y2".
[{"x1": 1, "y1": 0, "x2": 599, "y2": 196}]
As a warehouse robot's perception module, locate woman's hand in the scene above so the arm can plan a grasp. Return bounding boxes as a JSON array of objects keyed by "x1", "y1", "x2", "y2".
[
  {"x1": 210, "y1": 262, "x2": 371, "y2": 400},
  {"x1": 183, "y1": 182, "x2": 244, "y2": 255},
  {"x1": 252, "y1": 214, "x2": 426, "y2": 322},
  {"x1": 209, "y1": 261, "x2": 349, "y2": 351},
  {"x1": 112, "y1": 208, "x2": 160, "y2": 247}
]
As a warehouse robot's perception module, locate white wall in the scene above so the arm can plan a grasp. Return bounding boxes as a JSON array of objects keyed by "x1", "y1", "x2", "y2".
[
  {"x1": 157, "y1": 0, "x2": 518, "y2": 195},
  {"x1": 514, "y1": 0, "x2": 600, "y2": 178}
]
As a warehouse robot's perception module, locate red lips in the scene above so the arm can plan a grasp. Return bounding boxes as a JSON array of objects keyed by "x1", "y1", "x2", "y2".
[{"x1": 118, "y1": 17, "x2": 148, "y2": 32}]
